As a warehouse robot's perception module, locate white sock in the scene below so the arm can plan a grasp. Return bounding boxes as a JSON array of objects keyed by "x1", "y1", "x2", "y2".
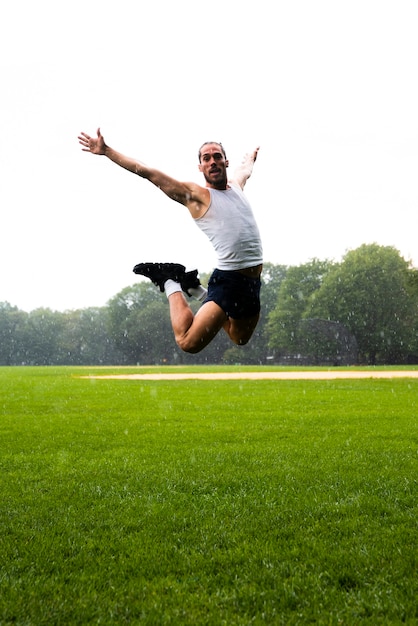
[
  {"x1": 187, "y1": 285, "x2": 208, "y2": 301},
  {"x1": 164, "y1": 279, "x2": 183, "y2": 298}
]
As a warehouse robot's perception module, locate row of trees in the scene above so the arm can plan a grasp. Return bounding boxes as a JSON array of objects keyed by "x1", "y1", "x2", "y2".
[{"x1": 1, "y1": 244, "x2": 417, "y2": 366}]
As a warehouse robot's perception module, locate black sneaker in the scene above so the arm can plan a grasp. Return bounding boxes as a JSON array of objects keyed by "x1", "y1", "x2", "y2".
[
  {"x1": 133, "y1": 262, "x2": 186, "y2": 292},
  {"x1": 180, "y1": 269, "x2": 201, "y2": 297}
]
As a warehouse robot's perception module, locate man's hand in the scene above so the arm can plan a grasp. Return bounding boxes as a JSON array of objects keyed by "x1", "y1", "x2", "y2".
[
  {"x1": 252, "y1": 146, "x2": 259, "y2": 162},
  {"x1": 244, "y1": 146, "x2": 260, "y2": 165},
  {"x1": 78, "y1": 128, "x2": 106, "y2": 155}
]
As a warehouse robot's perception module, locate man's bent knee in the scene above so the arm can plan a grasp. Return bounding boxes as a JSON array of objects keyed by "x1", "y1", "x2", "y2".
[
  {"x1": 235, "y1": 335, "x2": 251, "y2": 346},
  {"x1": 229, "y1": 331, "x2": 252, "y2": 347},
  {"x1": 174, "y1": 302, "x2": 227, "y2": 353},
  {"x1": 175, "y1": 318, "x2": 226, "y2": 354},
  {"x1": 227, "y1": 314, "x2": 260, "y2": 346},
  {"x1": 176, "y1": 333, "x2": 215, "y2": 354}
]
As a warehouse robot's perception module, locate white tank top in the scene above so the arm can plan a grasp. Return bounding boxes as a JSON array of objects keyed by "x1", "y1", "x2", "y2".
[{"x1": 194, "y1": 184, "x2": 263, "y2": 271}]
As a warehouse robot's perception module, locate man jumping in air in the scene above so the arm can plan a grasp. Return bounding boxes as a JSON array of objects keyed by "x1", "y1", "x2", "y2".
[{"x1": 78, "y1": 129, "x2": 263, "y2": 353}]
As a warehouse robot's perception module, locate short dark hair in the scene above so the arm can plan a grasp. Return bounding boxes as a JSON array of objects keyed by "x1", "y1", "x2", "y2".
[{"x1": 198, "y1": 142, "x2": 227, "y2": 163}]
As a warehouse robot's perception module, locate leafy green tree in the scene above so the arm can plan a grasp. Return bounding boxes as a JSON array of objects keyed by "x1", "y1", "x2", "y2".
[
  {"x1": 107, "y1": 282, "x2": 180, "y2": 364},
  {"x1": 260, "y1": 263, "x2": 288, "y2": 317},
  {"x1": 60, "y1": 307, "x2": 122, "y2": 365},
  {"x1": 124, "y1": 301, "x2": 176, "y2": 364},
  {"x1": 266, "y1": 259, "x2": 334, "y2": 357},
  {"x1": 297, "y1": 318, "x2": 358, "y2": 365},
  {"x1": 309, "y1": 244, "x2": 414, "y2": 364},
  {"x1": 22, "y1": 308, "x2": 66, "y2": 365},
  {"x1": 404, "y1": 266, "x2": 418, "y2": 360},
  {"x1": 0, "y1": 302, "x2": 27, "y2": 365}
]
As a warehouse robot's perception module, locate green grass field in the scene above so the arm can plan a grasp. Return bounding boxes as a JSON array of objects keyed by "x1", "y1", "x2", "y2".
[{"x1": 1, "y1": 366, "x2": 417, "y2": 625}]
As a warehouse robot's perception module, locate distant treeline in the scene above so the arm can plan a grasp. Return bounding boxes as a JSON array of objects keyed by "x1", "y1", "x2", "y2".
[{"x1": 1, "y1": 245, "x2": 417, "y2": 366}]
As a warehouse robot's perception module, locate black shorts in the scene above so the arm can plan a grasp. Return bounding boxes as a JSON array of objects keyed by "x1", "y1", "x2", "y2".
[{"x1": 204, "y1": 268, "x2": 261, "y2": 319}]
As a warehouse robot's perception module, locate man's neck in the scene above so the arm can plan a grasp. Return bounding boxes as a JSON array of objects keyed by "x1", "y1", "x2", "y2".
[{"x1": 206, "y1": 182, "x2": 230, "y2": 191}]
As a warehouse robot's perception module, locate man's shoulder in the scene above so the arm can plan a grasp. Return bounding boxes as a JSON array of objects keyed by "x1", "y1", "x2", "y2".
[{"x1": 227, "y1": 180, "x2": 245, "y2": 192}]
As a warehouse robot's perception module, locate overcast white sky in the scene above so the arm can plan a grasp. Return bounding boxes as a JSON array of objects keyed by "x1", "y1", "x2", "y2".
[{"x1": 1, "y1": 0, "x2": 417, "y2": 312}]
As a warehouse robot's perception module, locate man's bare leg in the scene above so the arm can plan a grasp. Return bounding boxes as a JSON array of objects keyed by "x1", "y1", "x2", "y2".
[
  {"x1": 167, "y1": 293, "x2": 228, "y2": 354},
  {"x1": 223, "y1": 314, "x2": 260, "y2": 345}
]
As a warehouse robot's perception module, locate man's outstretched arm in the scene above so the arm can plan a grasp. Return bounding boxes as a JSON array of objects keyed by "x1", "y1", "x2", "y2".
[
  {"x1": 78, "y1": 128, "x2": 208, "y2": 210},
  {"x1": 79, "y1": 128, "x2": 155, "y2": 179},
  {"x1": 231, "y1": 147, "x2": 260, "y2": 189}
]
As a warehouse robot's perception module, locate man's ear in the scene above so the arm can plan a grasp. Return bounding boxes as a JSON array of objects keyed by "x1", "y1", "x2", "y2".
[
  {"x1": 225, "y1": 160, "x2": 229, "y2": 168},
  {"x1": 198, "y1": 163, "x2": 203, "y2": 172}
]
